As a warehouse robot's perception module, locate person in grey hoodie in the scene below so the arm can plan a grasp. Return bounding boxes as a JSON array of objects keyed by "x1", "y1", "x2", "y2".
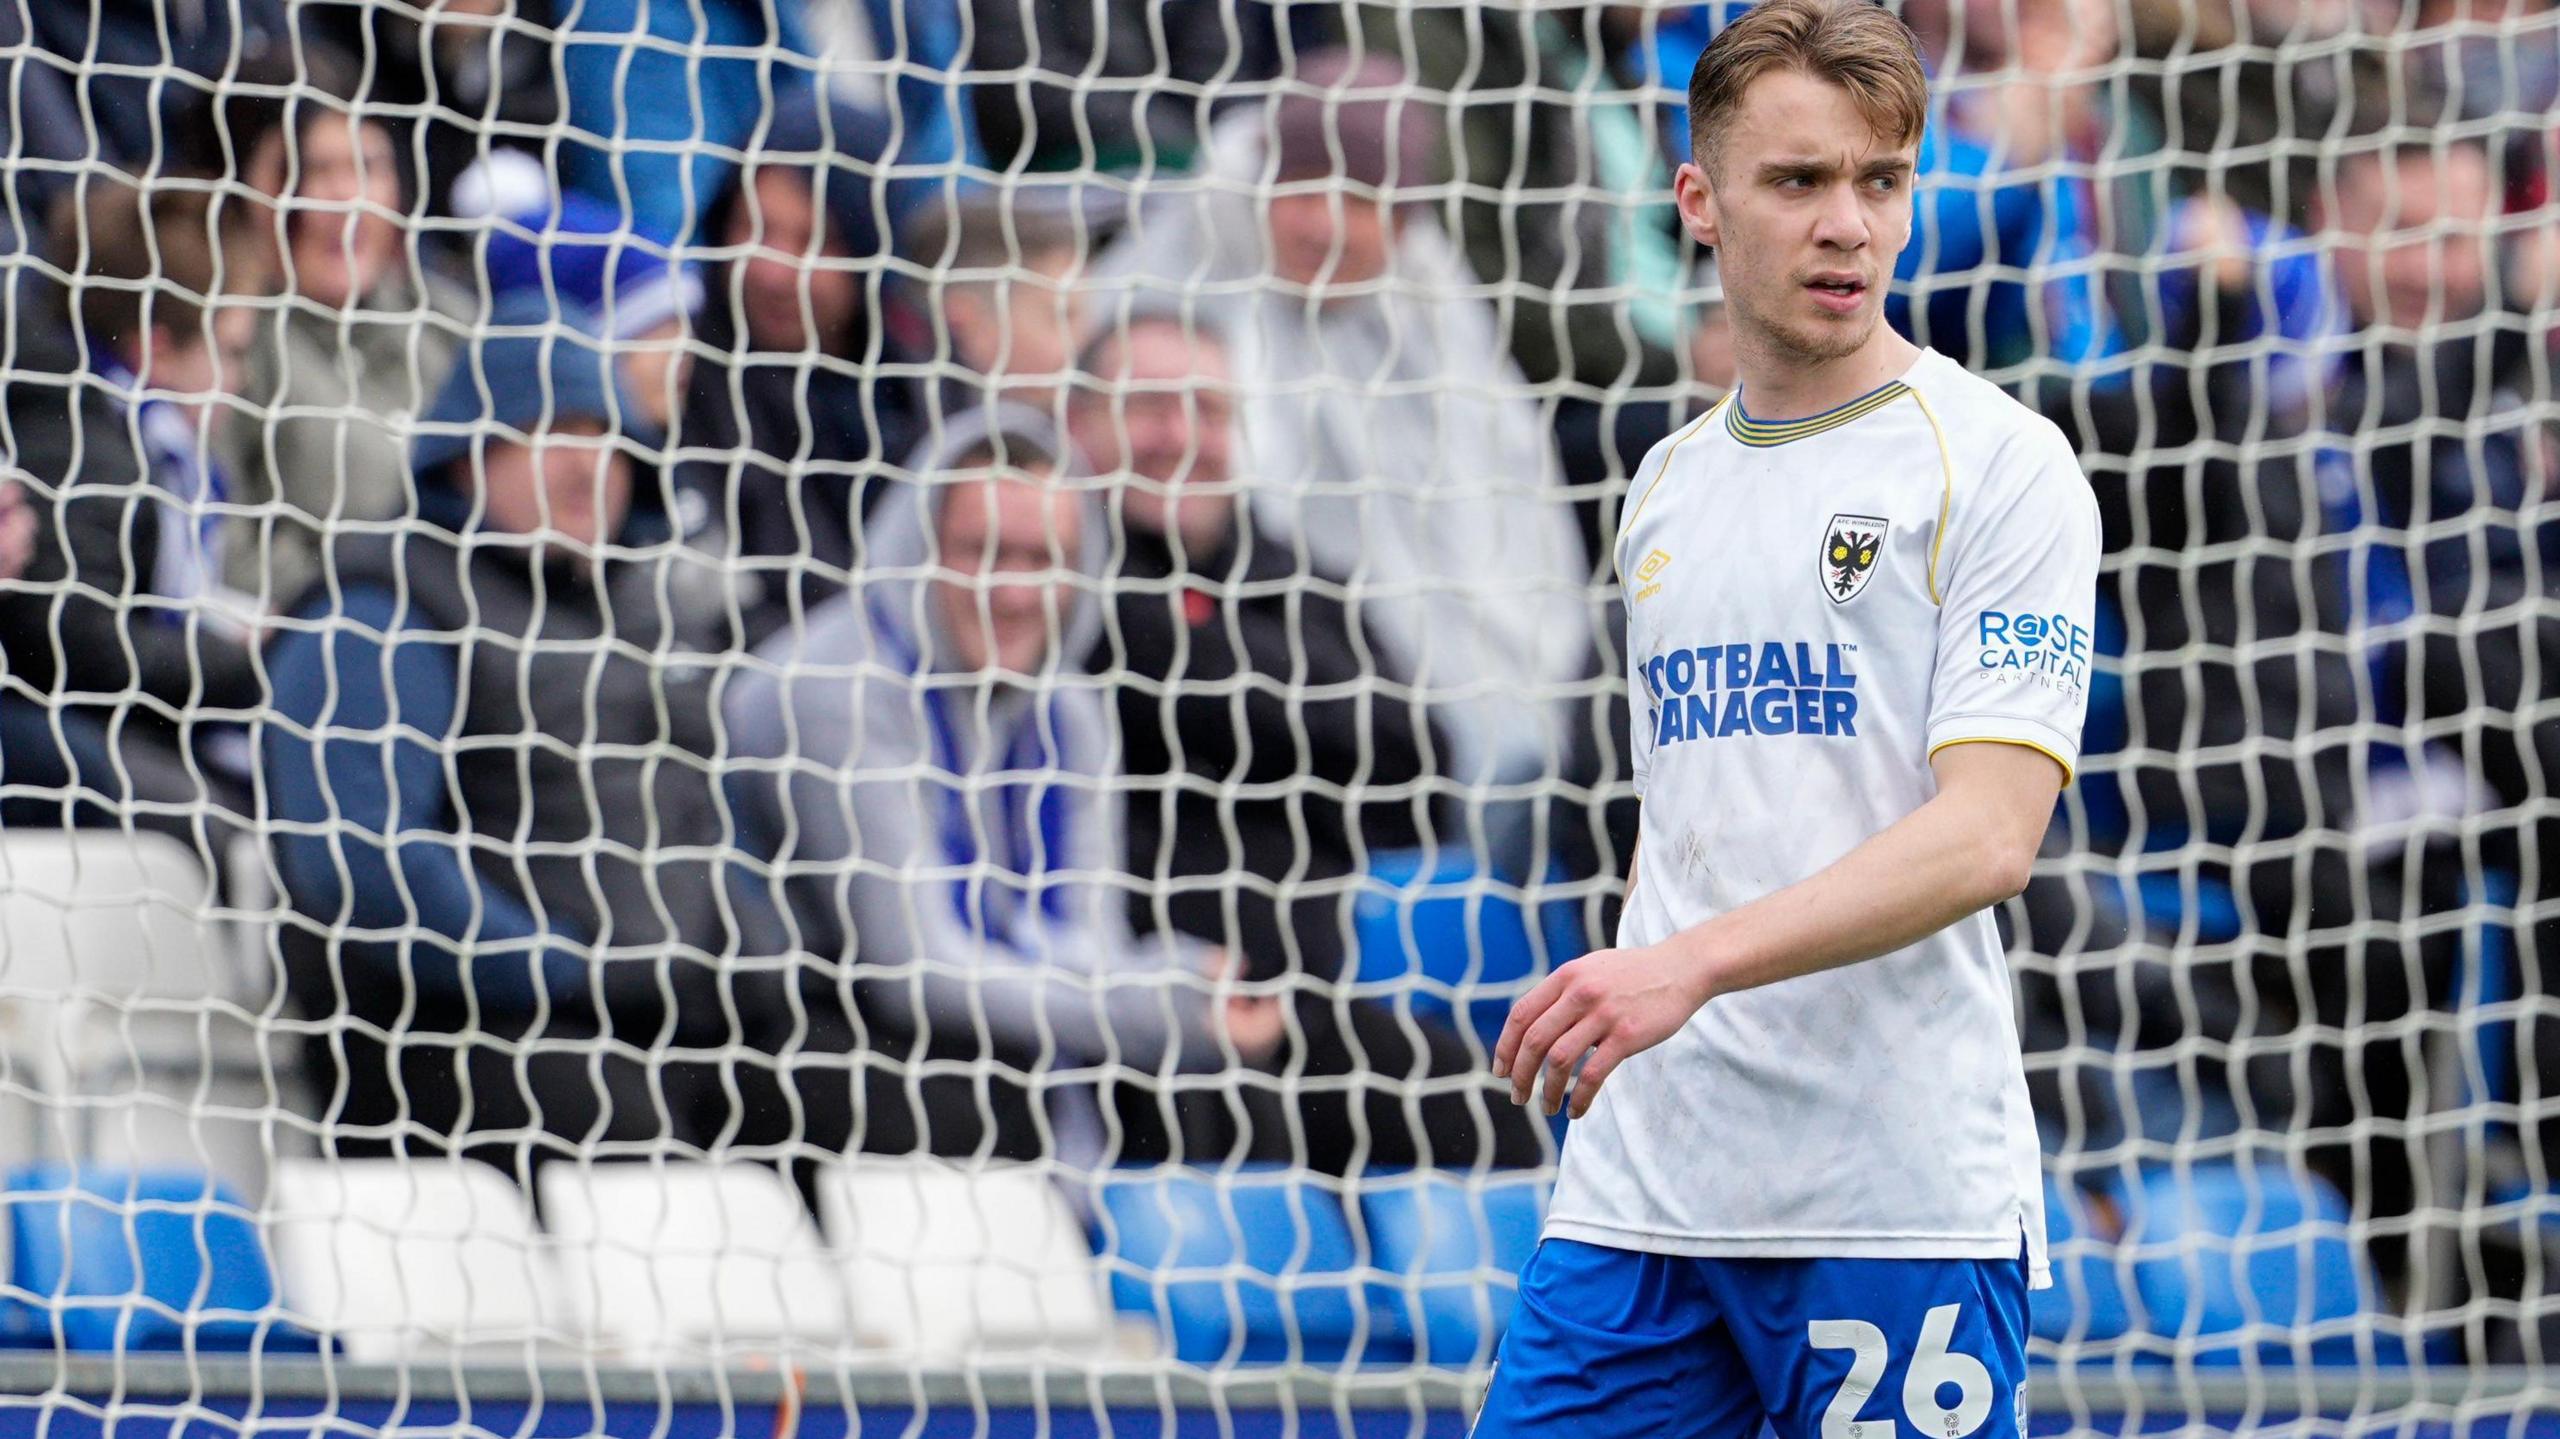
[{"x1": 727, "y1": 404, "x2": 1283, "y2": 1169}]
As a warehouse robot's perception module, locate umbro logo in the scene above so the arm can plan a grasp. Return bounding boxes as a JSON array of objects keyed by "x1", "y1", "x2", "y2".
[{"x1": 1633, "y1": 548, "x2": 1672, "y2": 602}]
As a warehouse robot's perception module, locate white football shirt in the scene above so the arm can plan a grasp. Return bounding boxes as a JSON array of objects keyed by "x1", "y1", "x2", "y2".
[{"x1": 1546, "y1": 348, "x2": 2100, "y2": 1287}]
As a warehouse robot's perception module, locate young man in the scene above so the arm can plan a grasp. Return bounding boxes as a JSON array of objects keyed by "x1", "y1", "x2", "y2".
[{"x1": 1481, "y1": 1, "x2": 2100, "y2": 1435}]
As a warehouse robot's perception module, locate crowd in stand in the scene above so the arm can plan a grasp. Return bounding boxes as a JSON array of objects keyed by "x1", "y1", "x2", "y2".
[{"x1": 0, "y1": 0, "x2": 2553, "y2": 1339}]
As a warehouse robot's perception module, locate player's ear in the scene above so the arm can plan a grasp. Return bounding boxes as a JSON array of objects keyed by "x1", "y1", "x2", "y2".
[{"x1": 1675, "y1": 161, "x2": 1721, "y2": 250}]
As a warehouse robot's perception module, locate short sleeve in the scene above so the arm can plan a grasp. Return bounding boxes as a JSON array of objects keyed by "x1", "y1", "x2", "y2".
[
  {"x1": 1626, "y1": 633, "x2": 1655, "y2": 797},
  {"x1": 1926, "y1": 424, "x2": 2101, "y2": 782},
  {"x1": 1615, "y1": 428, "x2": 1689, "y2": 799}
]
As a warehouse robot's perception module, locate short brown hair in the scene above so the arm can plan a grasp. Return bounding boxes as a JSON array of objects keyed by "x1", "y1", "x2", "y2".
[
  {"x1": 1687, "y1": 0, "x2": 1928, "y2": 179},
  {"x1": 64, "y1": 180, "x2": 262, "y2": 350}
]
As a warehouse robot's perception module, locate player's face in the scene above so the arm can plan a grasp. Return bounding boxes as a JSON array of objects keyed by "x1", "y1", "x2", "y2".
[{"x1": 1676, "y1": 71, "x2": 1917, "y2": 369}]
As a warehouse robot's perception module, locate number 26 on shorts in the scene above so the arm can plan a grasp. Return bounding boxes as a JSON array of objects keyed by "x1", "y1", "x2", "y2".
[{"x1": 1807, "y1": 1304, "x2": 1997, "y2": 1439}]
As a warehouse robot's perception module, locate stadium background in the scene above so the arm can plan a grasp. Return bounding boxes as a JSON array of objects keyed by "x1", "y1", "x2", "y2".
[{"x1": 0, "y1": 0, "x2": 2551, "y2": 1433}]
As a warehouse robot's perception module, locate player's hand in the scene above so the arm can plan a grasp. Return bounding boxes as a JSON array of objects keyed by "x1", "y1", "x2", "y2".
[{"x1": 1492, "y1": 943, "x2": 1714, "y2": 1119}]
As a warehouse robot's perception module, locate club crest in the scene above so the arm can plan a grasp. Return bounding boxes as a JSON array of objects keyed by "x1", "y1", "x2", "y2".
[{"x1": 1819, "y1": 514, "x2": 1889, "y2": 603}]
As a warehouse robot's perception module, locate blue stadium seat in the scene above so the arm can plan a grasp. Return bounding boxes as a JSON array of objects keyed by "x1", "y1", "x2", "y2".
[
  {"x1": 1360, "y1": 1172, "x2": 1545, "y2": 1366},
  {"x1": 1352, "y1": 850, "x2": 1583, "y2": 1053},
  {"x1": 2032, "y1": 1172, "x2": 2133, "y2": 1348},
  {"x1": 2127, "y1": 1159, "x2": 2372, "y2": 1365},
  {"x1": 1097, "y1": 1167, "x2": 1400, "y2": 1365},
  {"x1": 0, "y1": 1164, "x2": 316, "y2": 1352}
]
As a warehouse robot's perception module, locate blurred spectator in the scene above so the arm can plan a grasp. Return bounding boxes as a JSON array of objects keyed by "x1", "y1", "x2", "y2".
[
  {"x1": 964, "y1": 0, "x2": 1287, "y2": 177},
  {"x1": 1358, "y1": 4, "x2": 1685, "y2": 394},
  {"x1": 2113, "y1": 0, "x2": 2353, "y2": 219},
  {"x1": 1074, "y1": 312, "x2": 1540, "y2": 1173},
  {"x1": 2400, "y1": 0, "x2": 2560, "y2": 134},
  {"x1": 0, "y1": 180, "x2": 271, "y2": 823},
  {"x1": 678, "y1": 89, "x2": 919, "y2": 648},
  {"x1": 471, "y1": 153, "x2": 705, "y2": 438},
  {"x1": 726, "y1": 405, "x2": 1284, "y2": 1168},
  {"x1": 2317, "y1": 142, "x2": 2549, "y2": 1111},
  {"x1": 2331, "y1": 0, "x2": 2560, "y2": 214},
  {"x1": 1892, "y1": 0, "x2": 2128, "y2": 375},
  {"x1": 1097, "y1": 51, "x2": 1599, "y2": 864},
  {"x1": 1359, "y1": 4, "x2": 1692, "y2": 569},
  {"x1": 261, "y1": 310, "x2": 817, "y2": 1173},
  {"x1": 1076, "y1": 312, "x2": 1423, "y2": 983},
  {"x1": 2257, "y1": 140, "x2": 2541, "y2": 1275},
  {"x1": 303, "y1": 0, "x2": 561, "y2": 234},
  {"x1": 2084, "y1": 140, "x2": 2536, "y2": 1271},
  {"x1": 2312, "y1": 142, "x2": 2541, "y2": 756},
  {"x1": 2064, "y1": 184, "x2": 2355, "y2": 1119},
  {"x1": 902, "y1": 183, "x2": 1116, "y2": 419},
  {"x1": 213, "y1": 43, "x2": 470, "y2": 611},
  {"x1": 0, "y1": 468, "x2": 132, "y2": 830},
  {"x1": 553, "y1": 0, "x2": 816, "y2": 246}
]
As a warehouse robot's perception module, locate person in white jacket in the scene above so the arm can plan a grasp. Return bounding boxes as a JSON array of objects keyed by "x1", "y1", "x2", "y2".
[{"x1": 1089, "y1": 50, "x2": 1605, "y2": 868}]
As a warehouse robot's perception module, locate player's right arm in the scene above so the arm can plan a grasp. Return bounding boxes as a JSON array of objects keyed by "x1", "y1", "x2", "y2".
[
  {"x1": 1499, "y1": 416, "x2": 2099, "y2": 1118},
  {"x1": 1495, "y1": 741, "x2": 2060, "y2": 1116}
]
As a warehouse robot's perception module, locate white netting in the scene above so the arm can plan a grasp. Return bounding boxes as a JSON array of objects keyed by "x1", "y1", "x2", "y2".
[{"x1": 0, "y1": 0, "x2": 2550, "y2": 1430}]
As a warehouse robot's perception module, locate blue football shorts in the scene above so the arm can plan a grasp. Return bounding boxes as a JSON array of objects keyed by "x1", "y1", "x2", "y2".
[{"x1": 1473, "y1": 1237, "x2": 2031, "y2": 1439}]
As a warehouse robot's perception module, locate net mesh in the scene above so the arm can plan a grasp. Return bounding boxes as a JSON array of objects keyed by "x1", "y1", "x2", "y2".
[{"x1": 0, "y1": 0, "x2": 2550, "y2": 1427}]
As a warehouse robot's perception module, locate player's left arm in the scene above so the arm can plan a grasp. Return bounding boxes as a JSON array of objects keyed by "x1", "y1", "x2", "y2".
[
  {"x1": 1498, "y1": 418, "x2": 2100, "y2": 1118},
  {"x1": 1495, "y1": 741, "x2": 2060, "y2": 1116}
]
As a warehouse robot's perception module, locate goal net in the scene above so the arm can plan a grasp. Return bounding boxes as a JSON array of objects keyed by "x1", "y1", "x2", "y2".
[{"x1": 0, "y1": 0, "x2": 2550, "y2": 1430}]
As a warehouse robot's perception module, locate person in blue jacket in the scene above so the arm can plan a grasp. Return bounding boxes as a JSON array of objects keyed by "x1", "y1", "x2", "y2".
[
  {"x1": 552, "y1": 0, "x2": 816, "y2": 247},
  {"x1": 259, "y1": 306, "x2": 841, "y2": 1179}
]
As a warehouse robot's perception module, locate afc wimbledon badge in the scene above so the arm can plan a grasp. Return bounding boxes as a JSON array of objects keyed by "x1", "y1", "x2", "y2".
[{"x1": 1820, "y1": 514, "x2": 1889, "y2": 603}]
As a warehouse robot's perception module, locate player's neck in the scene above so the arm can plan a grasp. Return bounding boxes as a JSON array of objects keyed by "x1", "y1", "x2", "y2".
[{"x1": 1731, "y1": 329, "x2": 1923, "y2": 423}]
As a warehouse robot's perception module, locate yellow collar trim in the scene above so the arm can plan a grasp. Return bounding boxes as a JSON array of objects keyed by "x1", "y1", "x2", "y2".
[{"x1": 1725, "y1": 381, "x2": 1911, "y2": 447}]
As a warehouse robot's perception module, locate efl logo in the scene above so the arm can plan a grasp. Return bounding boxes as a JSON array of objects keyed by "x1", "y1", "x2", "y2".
[{"x1": 1633, "y1": 548, "x2": 1672, "y2": 602}]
